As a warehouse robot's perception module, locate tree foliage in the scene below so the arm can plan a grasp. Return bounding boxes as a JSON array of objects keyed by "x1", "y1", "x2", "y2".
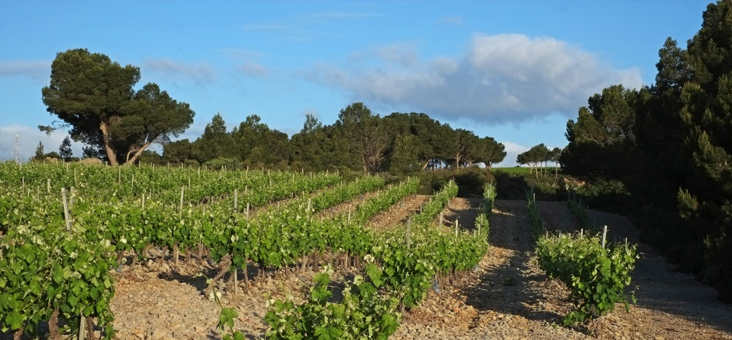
[
  {"x1": 560, "y1": 0, "x2": 732, "y2": 302},
  {"x1": 337, "y1": 102, "x2": 389, "y2": 173},
  {"x1": 59, "y1": 136, "x2": 73, "y2": 161},
  {"x1": 41, "y1": 48, "x2": 195, "y2": 166}
]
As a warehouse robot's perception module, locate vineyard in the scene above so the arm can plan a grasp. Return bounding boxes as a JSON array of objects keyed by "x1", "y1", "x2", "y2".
[
  {"x1": 0, "y1": 162, "x2": 492, "y2": 340},
  {"x1": 2, "y1": 162, "x2": 732, "y2": 340}
]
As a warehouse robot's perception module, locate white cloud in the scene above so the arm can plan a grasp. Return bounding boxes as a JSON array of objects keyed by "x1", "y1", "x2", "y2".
[
  {"x1": 142, "y1": 59, "x2": 216, "y2": 87},
  {"x1": 302, "y1": 33, "x2": 642, "y2": 125},
  {"x1": 493, "y1": 141, "x2": 529, "y2": 167},
  {"x1": 237, "y1": 61, "x2": 269, "y2": 78},
  {"x1": 0, "y1": 125, "x2": 83, "y2": 161},
  {"x1": 0, "y1": 60, "x2": 51, "y2": 81},
  {"x1": 502, "y1": 141, "x2": 530, "y2": 153},
  {"x1": 375, "y1": 42, "x2": 419, "y2": 67}
]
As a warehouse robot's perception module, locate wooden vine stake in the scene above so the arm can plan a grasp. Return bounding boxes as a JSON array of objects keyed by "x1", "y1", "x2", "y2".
[
  {"x1": 406, "y1": 219, "x2": 412, "y2": 249},
  {"x1": 62, "y1": 188, "x2": 87, "y2": 340},
  {"x1": 602, "y1": 225, "x2": 608, "y2": 248},
  {"x1": 455, "y1": 219, "x2": 459, "y2": 237},
  {"x1": 47, "y1": 178, "x2": 50, "y2": 193},
  {"x1": 61, "y1": 188, "x2": 71, "y2": 231},
  {"x1": 234, "y1": 189, "x2": 238, "y2": 212},
  {"x1": 78, "y1": 315, "x2": 86, "y2": 340},
  {"x1": 233, "y1": 267, "x2": 238, "y2": 294},
  {"x1": 179, "y1": 186, "x2": 185, "y2": 217},
  {"x1": 174, "y1": 185, "x2": 185, "y2": 262}
]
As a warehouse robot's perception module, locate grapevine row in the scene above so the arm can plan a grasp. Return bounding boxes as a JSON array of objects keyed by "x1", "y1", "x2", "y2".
[{"x1": 527, "y1": 190, "x2": 639, "y2": 325}]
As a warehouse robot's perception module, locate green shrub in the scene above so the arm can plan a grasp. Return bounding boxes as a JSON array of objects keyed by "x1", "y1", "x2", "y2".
[{"x1": 536, "y1": 233, "x2": 638, "y2": 325}]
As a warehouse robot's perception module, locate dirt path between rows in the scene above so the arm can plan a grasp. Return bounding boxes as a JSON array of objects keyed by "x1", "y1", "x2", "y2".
[
  {"x1": 392, "y1": 199, "x2": 732, "y2": 340},
  {"x1": 367, "y1": 194, "x2": 430, "y2": 230},
  {"x1": 583, "y1": 208, "x2": 732, "y2": 339},
  {"x1": 392, "y1": 199, "x2": 589, "y2": 340}
]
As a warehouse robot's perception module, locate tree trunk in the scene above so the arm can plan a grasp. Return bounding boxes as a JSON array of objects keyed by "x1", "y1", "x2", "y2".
[
  {"x1": 421, "y1": 160, "x2": 430, "y2": 170},
  {"x1": 99, "y1": 121, "x2": 118, "y2": 166},
  {"x1": 123, "y1": 141, "x2": 154, "y2": 167}
]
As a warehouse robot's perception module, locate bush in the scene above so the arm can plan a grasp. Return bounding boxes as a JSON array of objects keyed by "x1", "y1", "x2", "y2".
[
  {"x1": 536, "y1": 233, "x2": 638, "y2": 325},
  {"x1": 418, "y1": 167, "x2": 494, "y2": 197}
]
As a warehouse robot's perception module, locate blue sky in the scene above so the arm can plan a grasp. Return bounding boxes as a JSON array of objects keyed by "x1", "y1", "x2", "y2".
[{"x1": 0, "y1": 0, "x2": 711, "y2": 166}]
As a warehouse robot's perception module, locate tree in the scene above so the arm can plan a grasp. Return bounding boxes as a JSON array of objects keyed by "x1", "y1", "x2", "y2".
[
  {"x1": 290, "y1": 114, "x2": 327, "y2": 170},
  {"x1": 468, "y1": 136, "x2": 506, "y2": 169},
  {"x1": 59, "y1": 136, "x2": 73, "y2": 161},
  {"x1": 549, "y1": 147, "x2": 562, "y2": 177},
  {"x1": 559, "y1": 0, "x2": 732, "y2": 302},
  {"x1": 561, "y1": 85, "x2": 639, "y2": 177},
  {"x1": 163, "y1": 139, "x2": 194, "y2": 165},
  {"x1": 33, "y1": 142, "x2": 44, "y2": 161},
  {"x1": 230, "y1": 115, "x2": 290, "y2": 166},
  {"x1": 41, "y1": 48, "x2": 195, "y2": 166},
  {"x1": 389, "y1": 134, "x2": 420, "y2": 173},
  {"x1": 447, "y1": 129, "x2": 475, "y2": 168},
  {"x1": 382, "y1": 112, "x2": 452, "y2": 170},
  {"x1": 137, "y1": 150, "x2": 163, "y2": 165},
  {"x1": 674, "y1": 0, "x2": 732, "y2": 301},
  {"x1": 337, "y1": 103, "x2": 389, "y2": 173},
  {"x1": 517, "y1": 143, "x2": 549, "y2": 178},
  {"x1": 192, "y1": 113, "x2": 233, "y2": 163}
]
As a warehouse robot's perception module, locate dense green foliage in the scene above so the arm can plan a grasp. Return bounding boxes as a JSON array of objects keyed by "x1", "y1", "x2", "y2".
[
  {"x1": 0, "y1": 162, "x2": 351, "y2": 338},
  {"x1": 265, "y1": 265, "x2": 401, "y2": 340},
  {"x1": 560, "y1": 0, "x2": 732, "y2": 301},
  {"x1": 1, "y1": 160, "x2": 498, "y2": 338},
  {"x1": 527, "y1": 190, "x2": 638, "y2": 325},
  {"x1": 41, "y1": 49, "x2": 195, "y2": 166},
  {"x1": 516, "y1": 144, "x2": 562, "y2": 178},
  {"x1": 536, "y1": 234, "x2": 638, "y2": 325},
  {"x1": 175, "y1": 107, "x2": 506, "y2": 174},
  {"x1": 264, "y1": 181, "x2": 496, "y2": 338}
]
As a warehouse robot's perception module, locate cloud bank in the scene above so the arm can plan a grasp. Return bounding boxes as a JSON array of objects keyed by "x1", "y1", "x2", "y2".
[
  {"x1": 142, "y1": 59, "x2": 216, "y2": 87},
  {"x1": 0, "y1": 125, "x2": 83, "y2": 161},
  {"x1": 0, "y1": 60, "x2": 51, "y2": 81},
  {"x1": 303, "y1": 33, "x2": 642, "y2": 125}
]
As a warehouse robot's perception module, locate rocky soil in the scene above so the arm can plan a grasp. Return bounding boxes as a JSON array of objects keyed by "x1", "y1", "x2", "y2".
[{"x1": 5, "y1": 198, "x2": 732, "y2": 340}]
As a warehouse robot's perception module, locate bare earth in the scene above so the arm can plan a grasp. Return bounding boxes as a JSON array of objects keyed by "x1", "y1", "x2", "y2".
[{"x1": 23, "y1": 198, "x2": 732, "y2": 340}]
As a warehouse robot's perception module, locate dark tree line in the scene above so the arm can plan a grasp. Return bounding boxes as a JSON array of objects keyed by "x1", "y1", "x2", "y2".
[
  {"x1": 160, "y1": 102, "x2": 507, "y2": 173},
  {"x1": 561, "y1": 0, "x2": 732, "y2": 302}
]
